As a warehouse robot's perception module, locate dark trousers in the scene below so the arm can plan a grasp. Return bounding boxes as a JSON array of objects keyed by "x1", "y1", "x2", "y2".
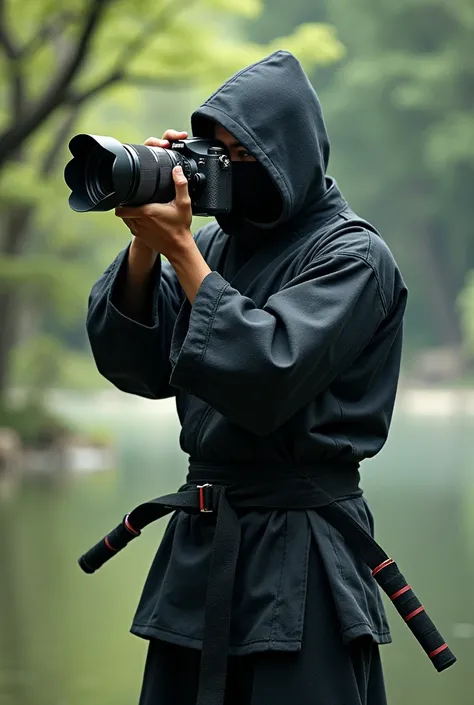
[
  {"x1": 138, "y1": 539, "x2": 388, "y2": 704},
  {"x1": 139, "y1": 637, "x2": 386, "y2": 705}
]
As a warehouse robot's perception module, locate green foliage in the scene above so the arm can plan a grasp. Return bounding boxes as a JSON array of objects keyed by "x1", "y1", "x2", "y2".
[
  {"x1": 0, "y1": 161, "x2": 52, "y2": 207},
  {"x1": 0, "y1": 400, "x2": 73, "y2": 446},
  {"x1": 266, "y1": 23, "x2": 343, "y2": 66},
  {"x1": 323, "y1": 0, "x2": 474, "y2": 349},
  {"x1": 0, "y1": 255, "x2": 90, "y2": 321},
  {"x1": 115, "y1": 17, "x2": 342, "y2": 87},
  {"x1": 11, "y1": 333, "x2": 71, "y2": 392},
  {"x1": 12, "y1": 336, "x2": 110, "y2": 390},
  {"x1": 242, "y1": 0, "x2": 322, "y2": 43},
  {"x1": 201, "y1": 0, "x2": 262, "y2": 17}
]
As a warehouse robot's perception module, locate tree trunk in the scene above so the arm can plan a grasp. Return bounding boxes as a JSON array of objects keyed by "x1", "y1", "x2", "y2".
[
  {"x1": 417, "y1": 221, "x2": 462, "y2": 347},
  {"x1": 0, "y1": 205, "x2": 33, "y2": 400}
]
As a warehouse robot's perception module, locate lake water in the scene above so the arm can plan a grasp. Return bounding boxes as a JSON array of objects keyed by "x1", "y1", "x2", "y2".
[{"x1": 0, "y1": 395, "x2": 472, "y2": 705}]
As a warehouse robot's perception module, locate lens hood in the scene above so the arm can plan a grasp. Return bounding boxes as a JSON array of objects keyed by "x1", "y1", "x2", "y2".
[{"x1": 64, "y1": 134, "x2": 135, "y2": 212}]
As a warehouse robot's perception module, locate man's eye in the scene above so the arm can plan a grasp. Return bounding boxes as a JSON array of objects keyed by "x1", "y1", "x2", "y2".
[{"x1": 237, "y1": 150, "x2": 252, "y2": 159}]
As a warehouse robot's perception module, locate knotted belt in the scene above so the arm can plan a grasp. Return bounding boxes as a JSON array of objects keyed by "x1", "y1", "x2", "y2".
[{"x1": 78, "y1": 461, "x2": 456, "y2": 704}]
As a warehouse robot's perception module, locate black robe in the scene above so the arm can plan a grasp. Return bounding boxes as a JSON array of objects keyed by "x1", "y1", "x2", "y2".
[{"x1": 87, "y1": 51, "x2": 407, "y2": 668}]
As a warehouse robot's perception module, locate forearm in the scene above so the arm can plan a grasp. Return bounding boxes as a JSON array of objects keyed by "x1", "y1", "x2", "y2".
[
  {"x1": 168, "y1": 238, "x2": 212, "y2": 304},
  {"x1": 118, "y1": 240, "x2": 159, "y2": 322},
  {"x1": 87, "y1": 243, "x2": 184, "y2": 399}
]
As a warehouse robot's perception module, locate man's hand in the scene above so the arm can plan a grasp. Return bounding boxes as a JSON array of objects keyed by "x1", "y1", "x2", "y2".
[
  {"x1": 116, "y1": 130, "x2": 193, "y2": 261},
  {"x1": 117, "y1": 129, "x2": 212, "y2": 305}
]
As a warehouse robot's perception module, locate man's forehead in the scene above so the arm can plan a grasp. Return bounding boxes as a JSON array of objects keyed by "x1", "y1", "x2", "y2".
[{"x1": 214, "y1": 124, "x2": 242, "y2": 147}]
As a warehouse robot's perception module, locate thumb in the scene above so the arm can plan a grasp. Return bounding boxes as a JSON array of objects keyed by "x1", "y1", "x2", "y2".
[{"x1": 173, "y1": 166, "x2": 191, "y2": 207}]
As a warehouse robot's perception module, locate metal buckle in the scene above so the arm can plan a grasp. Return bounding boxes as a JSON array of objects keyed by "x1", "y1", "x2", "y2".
[{"x1": 197, "y1": 483, "x2": 213, "y2": 513}]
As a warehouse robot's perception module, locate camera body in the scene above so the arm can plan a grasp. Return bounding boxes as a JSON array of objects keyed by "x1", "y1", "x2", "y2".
[
  {"x1": 64, "y1": 134, "x2": 233, "y2": 216},
  {"x1": 169, "y1": 138, "x2": 232, "y2": 216}
]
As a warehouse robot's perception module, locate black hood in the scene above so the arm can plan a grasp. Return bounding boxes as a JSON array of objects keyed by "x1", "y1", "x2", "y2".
[{"x1": 191, "y1": 50, "x2": 338, "y2": 237}]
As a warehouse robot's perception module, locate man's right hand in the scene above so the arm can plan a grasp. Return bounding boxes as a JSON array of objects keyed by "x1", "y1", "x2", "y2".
[
  {"x1": 117, "y1": 131, "x2": 188, "y2": 320},
  {"x1": 128, "y1": 129, "x2": 189, "y2": 258}
]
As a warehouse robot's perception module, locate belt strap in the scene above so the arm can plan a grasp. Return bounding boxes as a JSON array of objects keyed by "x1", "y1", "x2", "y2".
[{"x1": 78, "y1": 477, "x2": 456, "y2": 704}]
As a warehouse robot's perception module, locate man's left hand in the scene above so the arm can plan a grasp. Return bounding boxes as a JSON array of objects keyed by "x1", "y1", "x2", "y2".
[{"x1": 115, "y1": 165, "x2": 193, "y2": 261}]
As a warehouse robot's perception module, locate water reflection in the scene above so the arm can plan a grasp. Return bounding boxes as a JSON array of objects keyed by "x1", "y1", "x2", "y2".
[{"x1": 0, "y1": 402, "x2": 472, "y2": 705}]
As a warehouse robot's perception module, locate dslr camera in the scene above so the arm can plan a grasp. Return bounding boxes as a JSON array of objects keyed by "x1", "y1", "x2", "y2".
[{"x1": 64, "y1": 134, "x2": 233, "y2": 216}]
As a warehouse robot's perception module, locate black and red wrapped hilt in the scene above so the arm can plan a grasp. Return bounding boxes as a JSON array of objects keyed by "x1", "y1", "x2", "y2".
[
  {"x1": 372, "y1": 558, "x2": 456, "y2": 672},
  {"x1": 78, "y1": 514, "x2": 141, "y2": 574}
]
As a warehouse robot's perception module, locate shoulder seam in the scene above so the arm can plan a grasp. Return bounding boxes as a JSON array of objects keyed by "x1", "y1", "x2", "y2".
[
  {"x1": 307, "y1": 248, "x2": 387, "y2": 317},
  {"x1": 331, "y1": 251, "x2": 388, "y2": 316}
]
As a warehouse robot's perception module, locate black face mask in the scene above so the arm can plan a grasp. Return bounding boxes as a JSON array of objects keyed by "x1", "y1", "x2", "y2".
[{"x1": 230, "y1": 162, "x2": 282, "y2": 224}]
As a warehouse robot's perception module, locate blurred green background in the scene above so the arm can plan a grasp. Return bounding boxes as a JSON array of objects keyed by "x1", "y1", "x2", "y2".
[{"x1": 0, "y1": 0, "x2": 473, "y2": 703}]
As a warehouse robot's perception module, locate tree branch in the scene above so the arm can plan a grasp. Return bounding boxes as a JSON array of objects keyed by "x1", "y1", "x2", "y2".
[
  {"x1": 18, "y1": 11, "x2": 79, "y2": 59},
  {"x1": 0, "y1": 0, "x2": 19, "y2": 60},
  {"x1": 0, "y1": 0, "x2": 112, "y2": 168},
  {"x1": 0, "y1": 0, "x2": 195, "y2": 171},
  {"x1": 0, "y1": 0, "x2": 25, "y2": 119},
  {"x1": 41, "y1": 108, "x2": 80, "y2": 177},
  {"x1": 65, "y1": 0, "x2": 193, "y2": 108},
  {"x1": 112, "y1": 0, "x2": 180, "y2": 69},
  {"x1": 67, "y1": 71, "x2": 123, "y2": 106},
  {"x1": 0, "y1": 25, "x2": 18, "y2": 60},
  {"x1": 66, "y1": 71, "x2": 186, "y2": 111}
]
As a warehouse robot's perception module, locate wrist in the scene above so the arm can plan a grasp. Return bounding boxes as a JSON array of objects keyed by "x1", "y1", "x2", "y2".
[
  {"x1": 128, "y1": 238, "x2": 158, "y2": 272},
  {"x1": 166, "y1": 231, "x2": 196, "y2": 266}
]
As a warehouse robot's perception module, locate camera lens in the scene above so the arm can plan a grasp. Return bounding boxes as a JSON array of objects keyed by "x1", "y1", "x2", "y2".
[
  {"x1": 64, "y1": 134, "x2": 191, "y2": 213},
  {"x1": 84, "y1": 146, "x2": 116, "y2": 204},
  {"x1": 95, "y1": 153, "x2": 114, "y2": 195}
]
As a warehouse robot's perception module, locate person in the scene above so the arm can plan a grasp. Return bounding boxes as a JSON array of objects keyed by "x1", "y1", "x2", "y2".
[{"x1": 86, "y1": 50, "x2": 408, "y2": 705}]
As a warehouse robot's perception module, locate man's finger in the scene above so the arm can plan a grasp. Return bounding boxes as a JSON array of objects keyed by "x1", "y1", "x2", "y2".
[
  {"x1": 173, "y1": 166, "x2": 191, "y2": 208},
  {"x1": 122, "y1": 216, "x2": 136, "y2": 233},
  {"x1": 144, "y1": 137, "x2": 169, "y2": 148},
  {"x1": 115, "y1": 206, "x2": 145, "y2": 218},
  {"x1": 162, "y1": 129, "x2": 188, "y2": 142}
]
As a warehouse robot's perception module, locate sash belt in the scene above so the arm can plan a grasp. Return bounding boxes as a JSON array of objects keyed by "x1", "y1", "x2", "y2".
[{"x1": 78, "y1": 461, "x2": 456, "y2": 704}]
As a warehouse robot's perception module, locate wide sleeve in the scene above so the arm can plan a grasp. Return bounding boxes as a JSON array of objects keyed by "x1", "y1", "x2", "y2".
[
  {"x1": 169, "y1": 253, "x2": 387, "y2": 435},
  {"x1": 86, "y1": 245, "x2": 184, "y2": 399}
]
